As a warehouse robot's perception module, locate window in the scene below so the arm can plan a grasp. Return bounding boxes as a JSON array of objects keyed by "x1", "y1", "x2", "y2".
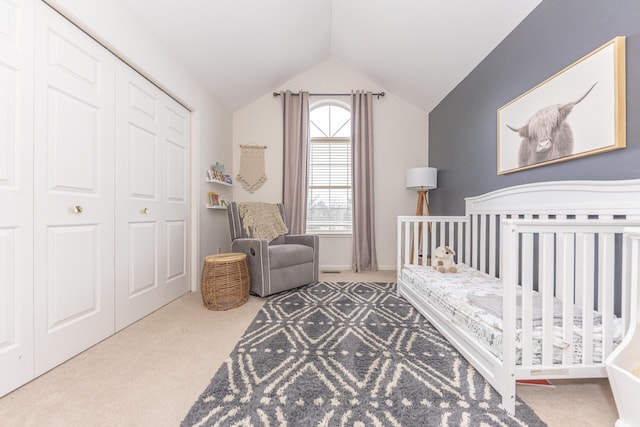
[{"x1": 306, "y1": 102, "x2": 352, "y2": 233}]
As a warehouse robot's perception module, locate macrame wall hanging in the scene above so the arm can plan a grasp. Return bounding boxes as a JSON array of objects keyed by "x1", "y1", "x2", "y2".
[{"x1": 237, "y1": 144, "x2": 267, "y2": 193}]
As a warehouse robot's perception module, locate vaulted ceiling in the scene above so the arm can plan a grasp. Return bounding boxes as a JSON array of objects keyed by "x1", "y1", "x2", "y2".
[{"x1": 122, "y1": 0, "x2": 542, "y2": 112}]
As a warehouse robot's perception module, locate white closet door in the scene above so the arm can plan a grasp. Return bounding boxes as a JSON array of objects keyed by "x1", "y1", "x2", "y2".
[
  {"x1": 0, "y1": 0, "x2": 34, "y2": 397},
  {"x1": 115, "y1": 63, "x2": 164, "y2": 329},
  {"x1": 33, "y1": 2, "x2": 115, "y2": 375},
  {"x1": 115, "y1": 62, "x2": 189, "y2": 330},
  {"x1": 161, "y1": 91, "x2": 190, "y2": 302}
]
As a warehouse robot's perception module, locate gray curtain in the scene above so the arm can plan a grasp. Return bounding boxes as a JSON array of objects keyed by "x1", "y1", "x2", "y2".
[
  {"x1": 351, "y1": 91, "x2": 378, "y2": 272},
  {"x1": 281, "y1": 90, "x2": 309, "y2": 234}
]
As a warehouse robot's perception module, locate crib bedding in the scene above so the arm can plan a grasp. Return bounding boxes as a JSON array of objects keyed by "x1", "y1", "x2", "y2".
[{"x1": 401, "y1": 263, "x2": 622, "y2": 364}]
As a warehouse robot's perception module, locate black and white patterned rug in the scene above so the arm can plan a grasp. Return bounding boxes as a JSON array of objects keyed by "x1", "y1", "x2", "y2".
[{"x1": 182, "y1": 282, "x2": 546, "y2": 426}]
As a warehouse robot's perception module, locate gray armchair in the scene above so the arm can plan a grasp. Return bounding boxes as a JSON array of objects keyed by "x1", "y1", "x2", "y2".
[{"x1": 227, "y1": 202, "x2": 319, "y2": 297}]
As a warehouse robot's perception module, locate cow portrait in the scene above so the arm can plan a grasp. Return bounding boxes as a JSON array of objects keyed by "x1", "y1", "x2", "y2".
[{"x1": 507, "y1": 82, "x2": 597, "y2": 168}]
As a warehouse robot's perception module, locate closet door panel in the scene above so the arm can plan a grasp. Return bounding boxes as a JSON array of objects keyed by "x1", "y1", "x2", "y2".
[
  {"x1": 162, "y1": 102, "x2": 189, "y2": 296},
  {"x1": 128, "y1": 124, "x2": 157, "y2": 198},
  {"x1": 0, "y1": 65, "x2": 16, "y2": 183},
  {"x1": 115, "y1": 62, "x2": 190, "y2": 330},
  {"x1": 128, "y1": 222, "x2": 157, "y2": 296},
  {"x1": 47, "y1": 88, "x2": 99, "y2": 191},
  {"x1": 0, "y1": 0, "x2": 34, "y2": 398},
  {"x1": 166, "y1": 219, "x2": 186, "y2": 281},
  {"x1": 33, "y1": 2, "x2": 115, "y2": 376},
  {"x1": 115, "y1": 62, "x2": 165, "y2": 330},
  {"x1": 46, "y1": 225, "x2": 100, "y2": 328}
]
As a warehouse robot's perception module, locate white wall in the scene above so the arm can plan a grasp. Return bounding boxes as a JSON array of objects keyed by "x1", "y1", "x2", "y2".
[
  {"x1": 232, "y1": 59, "x2": 428, "y2": 270},
  {"x1": 47, "y1": 0, "x2": 233, "y2": 287}
]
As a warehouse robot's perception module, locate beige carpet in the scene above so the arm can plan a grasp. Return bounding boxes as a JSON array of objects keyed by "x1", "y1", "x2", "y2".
[{"x1": 0, "y1": 271, "x2": 618, "y2": 426}]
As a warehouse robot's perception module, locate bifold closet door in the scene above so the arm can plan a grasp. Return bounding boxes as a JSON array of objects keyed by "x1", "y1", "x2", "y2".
[
  {"x1": 0, "y1": 0, "x2": 34, "y2": 396},
  {"x1": 115, "y1": 62, "x2": 190, "y2": 331},
  {"x1": 33, "y1": 2, "x2": 116, "y2": 375}
]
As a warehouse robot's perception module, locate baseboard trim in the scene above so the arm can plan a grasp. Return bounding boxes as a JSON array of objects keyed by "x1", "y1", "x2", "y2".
[{"x1": 320, "y1": 264, "x2": 396, "y2": 273}]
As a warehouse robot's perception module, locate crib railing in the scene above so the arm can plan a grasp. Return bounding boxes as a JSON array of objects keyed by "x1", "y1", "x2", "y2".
[
  {"x1": 397, "y1": 215, "x2": 467, "y2": 278},
  {"x1": 398, "y1": 215, "x2": 636, "y2": 371},
  {"x1": 501, "y1": 219, "x2": 635, "y2": 374},
  {"x1": 400, "y1": 212, "x2": 634, "y2": 281}
]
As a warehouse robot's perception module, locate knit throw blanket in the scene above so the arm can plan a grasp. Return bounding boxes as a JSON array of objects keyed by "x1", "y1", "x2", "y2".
[{"x1": 238, "y1": 202, "x2": 288, "y2": 242}]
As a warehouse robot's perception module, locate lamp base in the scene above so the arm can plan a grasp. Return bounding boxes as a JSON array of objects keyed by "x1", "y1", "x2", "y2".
[
  {"x1": 410, "y1": 190, "x2": 431, "y2": 264},
  {"x1": 415, "y1": 190, "x2": 431, "y2": 216}
]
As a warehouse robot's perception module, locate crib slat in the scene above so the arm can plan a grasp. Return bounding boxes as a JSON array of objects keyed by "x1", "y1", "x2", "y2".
[
  {"x1": 469, "y1": 215, "x2": 474, "y2": 267},
  {"x1": 521, "y1": 232, "x2": 534, "y2": 366},
  {"x1": 457, "y1": 223, "x2": 464, "y2": 265},
  {"x1": 439, "y1": 222, "x2": 446, "y2": 248},
  {"x1": 431, "y1": 223, "x2": 437, "y2": 266},
  {"x1": 621, "y1": 234, "x2": 635, "y2": 336},
  {"x1": 540, "y1": 233, "x2": 555, "y2": 366},
  {"x1": 489, "y1": 214, "x2": 496, "y2": 277},
  {"x1": 599, "y1": 233, "x2": 615, "y2": 357},
  {"x1": 558, "y1": 232, "x2": 576, "y2": 365},
  {"x1": 421, "y1": 220, "x2": 429, "y2": 267},
  {"x1": 448, "y1": 222, "x2": 454, "y2": 251},
  {"x1": 575, "y1": 233, "x2": 585, "y2": 305},
  {"x1": 404, "y1": 221, "x2": 411, "y2": 266},
  {"x1": 497, "y1": 215, "x2": 503, "y2": 278},
  {"x1": 471, "y1": 215, "x2": 479, "y2": 269},
  {"x1": 473, "y1": 215, "x2": 482, "y2": 270},
  {"x1": 480, "y1": 215, "x2": 487, "y2": 273},
  {"x1": 577, "y1": 232, "x2": 595, "y2": 365},
  {"x1": 411, "y1": 221, "x2": 420, "y2": 264}
]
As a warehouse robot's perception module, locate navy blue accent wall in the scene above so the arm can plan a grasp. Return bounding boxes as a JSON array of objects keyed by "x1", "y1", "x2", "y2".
[{"x1": 429, "y1": 0, "x2": 640, "y2": 215}]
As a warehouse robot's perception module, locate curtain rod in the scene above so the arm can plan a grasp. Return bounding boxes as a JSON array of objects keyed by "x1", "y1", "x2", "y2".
[{"x1": 273, "y1": 91, "x2": 385, "y2": 99}]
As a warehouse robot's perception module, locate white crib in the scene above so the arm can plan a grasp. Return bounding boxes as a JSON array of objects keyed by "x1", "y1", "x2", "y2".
[{"x1": 397, "y1": 179, "x2": 640, "y2": 415}]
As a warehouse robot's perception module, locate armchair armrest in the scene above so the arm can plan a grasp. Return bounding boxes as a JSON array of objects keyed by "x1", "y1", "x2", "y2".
[
  {"x1": 231, "y1": 237, "x2": 269, "y2": 255},
  {"x1": 284, "y1": 234, "x2": 319, "y2": 282},
  {"x1": 231, "y1": 238, "x2": 270, "y2": 296},
  {"x1": 284, "y1": 234, "x2": 319, "y2": 249}
]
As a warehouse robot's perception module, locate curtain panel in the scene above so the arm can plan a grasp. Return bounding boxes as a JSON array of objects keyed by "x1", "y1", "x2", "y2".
[
  {"x1": 281, "y1": 90, "x2": 310, "y2": 234},
  {"x1": 351, "y1": 91, "x2": 378, "y2": 272}
]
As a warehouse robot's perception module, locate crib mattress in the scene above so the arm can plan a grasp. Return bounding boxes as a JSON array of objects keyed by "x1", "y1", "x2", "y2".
[{"x1": 400, "y1": 263, "x2": 621, "y2": 364}]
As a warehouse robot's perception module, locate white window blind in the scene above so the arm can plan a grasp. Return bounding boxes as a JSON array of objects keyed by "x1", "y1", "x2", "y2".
[{"x1": 307, "y1": 104, "x2": 352, "y2": 233}]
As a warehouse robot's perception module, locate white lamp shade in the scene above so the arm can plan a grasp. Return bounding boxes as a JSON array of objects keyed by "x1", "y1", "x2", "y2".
[{"x1": 406, "y1": 167, "x2": 437, "y2": 190}]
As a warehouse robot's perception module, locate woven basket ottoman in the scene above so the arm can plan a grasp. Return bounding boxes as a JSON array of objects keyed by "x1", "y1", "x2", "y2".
[{"x1": 200, "y1": 253, "x2": 250, "y2": 311}]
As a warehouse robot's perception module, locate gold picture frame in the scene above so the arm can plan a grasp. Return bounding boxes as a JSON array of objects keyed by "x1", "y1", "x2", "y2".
[{"x1": 497, "y1": 36, "x2": 626, "y2": 175}]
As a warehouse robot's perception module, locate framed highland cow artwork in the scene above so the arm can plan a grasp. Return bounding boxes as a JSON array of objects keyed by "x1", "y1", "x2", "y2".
[{"x1": 497, "y1": 36, "x2": 626, "y2": 175}]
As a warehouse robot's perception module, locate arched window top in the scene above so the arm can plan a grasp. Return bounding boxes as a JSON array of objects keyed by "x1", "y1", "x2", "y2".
[{"x1": 310, "y1": 103, "x2": 351, "y2": 138}]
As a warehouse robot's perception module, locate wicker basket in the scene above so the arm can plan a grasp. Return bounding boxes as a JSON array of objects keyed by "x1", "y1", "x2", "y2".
[{"x1": 200, "y1": 253, "x2": 250, "y2": 311}]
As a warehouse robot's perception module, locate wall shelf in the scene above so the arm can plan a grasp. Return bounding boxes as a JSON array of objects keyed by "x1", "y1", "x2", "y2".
[
  {"x1": 206, "y1": 168, "x2": 232, "y2": 210},
  {"x1": 206, "y1": 205, "x2": 227, "y2": 210},
  {"x1": 206, "y1": 178, "x2": 233, "y2": 187}
]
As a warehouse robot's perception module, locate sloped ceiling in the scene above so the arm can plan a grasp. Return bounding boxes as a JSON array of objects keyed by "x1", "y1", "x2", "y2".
[{"x1": 122, "y1": 0, "x2": 542, "y2": 112}]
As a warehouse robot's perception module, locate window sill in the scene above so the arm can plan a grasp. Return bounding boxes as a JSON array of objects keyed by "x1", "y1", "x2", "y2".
[{"x1": 307, "y1": 232, "x2": 353, "y2": 238}]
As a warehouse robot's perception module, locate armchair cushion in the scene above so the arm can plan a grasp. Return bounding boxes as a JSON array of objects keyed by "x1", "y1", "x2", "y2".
[{"x1": 269, "y1": 244, "x2": 314, "y2": 269}]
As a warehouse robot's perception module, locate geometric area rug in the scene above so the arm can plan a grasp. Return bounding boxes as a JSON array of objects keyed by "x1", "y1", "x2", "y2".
[{"x1": 182, "y1": 282, "x2": 547, "y2": 426}]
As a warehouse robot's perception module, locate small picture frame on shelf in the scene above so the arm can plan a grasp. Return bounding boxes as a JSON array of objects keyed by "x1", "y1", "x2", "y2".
[{"x1": 206, "y1": 170, "x2": 214, "y2": 180}]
